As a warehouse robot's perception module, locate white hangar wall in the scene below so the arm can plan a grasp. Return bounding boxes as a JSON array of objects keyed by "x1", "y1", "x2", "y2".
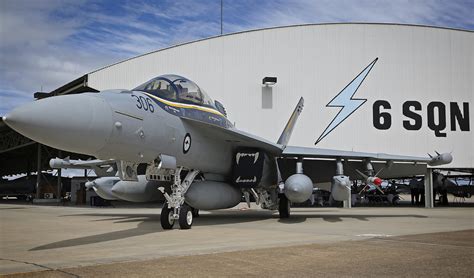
[{"x1": 87, "y1": 24, "x2": 474, "y2": 169}]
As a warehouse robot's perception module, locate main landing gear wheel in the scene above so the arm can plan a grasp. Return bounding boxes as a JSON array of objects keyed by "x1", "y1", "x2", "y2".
[
  {"x1": 279, "y1": 194, "x2": 290, "y2": 218},
  {"x1": 160, "y1": 203, "x2": 175, "y2": 230},
  {"x1": 192, "y1": 208, "x2": 200, "y2": 218},
  {"x1": 179, "y1": 204, "x2": 193, "y2": 229}
]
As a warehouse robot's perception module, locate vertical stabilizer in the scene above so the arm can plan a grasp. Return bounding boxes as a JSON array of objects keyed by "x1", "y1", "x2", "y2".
[{"x1": 277, "y1": 97, "x2": 304, "y2": 146}]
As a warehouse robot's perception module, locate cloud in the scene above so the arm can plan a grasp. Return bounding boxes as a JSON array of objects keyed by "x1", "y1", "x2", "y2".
[
  {"x1": 0, "y1": 89, "x2": 34, "y2": 114},
  {"x1": 223, "y1": 0, "x2": 474, "y2": 33},
  {"x1": 0, "y1": 0, "x2": 120, "y2": 115},
  {"x1": 0, "y1": 0, "x2": 226, "y2": 116}
]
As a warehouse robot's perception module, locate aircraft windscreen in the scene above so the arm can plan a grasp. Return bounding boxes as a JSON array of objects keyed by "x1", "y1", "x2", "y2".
[{"x1": 134, "y1": 75, "x2": 216, "y2": 109}]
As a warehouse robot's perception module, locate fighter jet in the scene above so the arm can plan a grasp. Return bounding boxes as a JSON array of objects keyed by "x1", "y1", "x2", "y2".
[{"x1": 3, "y1": 71, "x2": 452, "y2": 229}]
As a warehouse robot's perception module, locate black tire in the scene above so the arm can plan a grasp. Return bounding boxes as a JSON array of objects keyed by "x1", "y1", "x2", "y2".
[
  {"x1": 392, "y1": 196, "x2": 400, "y2": 206},
  {"x1": 192, "y1": 208, "x2": 200, "y2": 218},
  {"x1": 279, "y1": 194, "x2": 290, "y2": 218},
  {"x1": 179, "y1": 204, "x2": 193, "y2": 229},
  {"x1": 160, "y1": 203, "x2": 175, "y2": 230}
]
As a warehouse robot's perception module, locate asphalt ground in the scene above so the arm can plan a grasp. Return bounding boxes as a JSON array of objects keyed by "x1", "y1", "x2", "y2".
[
  {"x1": 1, "y1": 203, "x2": 473, "y2": 277},
  {"x1": 6, "y1": 230, "x2": 474, "y2": 278}
]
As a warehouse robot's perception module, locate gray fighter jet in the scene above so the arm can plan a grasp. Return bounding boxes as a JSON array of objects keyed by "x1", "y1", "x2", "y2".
[{"x1": 3, "y1": 73, "x2": 452, "y2": 229}]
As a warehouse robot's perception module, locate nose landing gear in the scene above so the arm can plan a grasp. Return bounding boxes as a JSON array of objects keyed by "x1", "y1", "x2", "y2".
[
  {"x1": 160, "y1": 203, "x2": 175, "y2": 229},
  {"x1": 158, "y1": 168, "x2": 200, "y2": 230}
]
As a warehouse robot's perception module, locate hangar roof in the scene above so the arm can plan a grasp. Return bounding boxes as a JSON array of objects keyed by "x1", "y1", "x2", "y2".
[
  {"x1": 33, "y1": 75, "x2": 99, "y2": 100},
  {"x1": 88, "y1": 23, "x2": 473, "y2": 75},
  {"x1": 32, "y1": 23, "x2": 473, "y2": 100}
]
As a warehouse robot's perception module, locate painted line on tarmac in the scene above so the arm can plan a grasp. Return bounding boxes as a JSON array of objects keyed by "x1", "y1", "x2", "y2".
[{"x1": 356, "y1": 233, "x2": 393, "y2": 237}]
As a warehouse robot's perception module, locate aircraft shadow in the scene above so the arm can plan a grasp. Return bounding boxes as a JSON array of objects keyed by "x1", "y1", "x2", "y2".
[
  {"x1": 30, "y1": 216, "x2": 161, "y2": 251},
  {"x1": 30, "y1": 211, "x2": 427, "y2": 251},
  {"x1": 278, "y1": 214, "x2": 428, "y2": 224},
  {"x1": 0, "y1": 207, "x2": 27, "y2": 210},
  {"x1": 29, "y1": 211, "x2": 271, "y2": 251}
]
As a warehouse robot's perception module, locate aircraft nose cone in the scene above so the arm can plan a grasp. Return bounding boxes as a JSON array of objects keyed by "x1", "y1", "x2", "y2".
[{"x1": 4, "y1": 93, "x2": 113, "y2": 156}]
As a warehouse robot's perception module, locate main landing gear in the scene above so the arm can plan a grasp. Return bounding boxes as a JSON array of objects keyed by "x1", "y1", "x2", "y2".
[
  {"x1": 278, "y1": 194, "x2": 290, "y2": 218},
  {"x1": 158, "y1": 168, "x2": 200, "y2": 230}
]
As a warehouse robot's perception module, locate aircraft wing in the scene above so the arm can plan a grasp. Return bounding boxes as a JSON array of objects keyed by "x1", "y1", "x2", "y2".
[
  {"x1": 180, "y1": 108, "x2": 451, "y2": 182},
  {"x1": 180, "y1": 117, "x2": 284, "y2": 154},
  {"x1": 278, "y1": 158, "x2": 429, "y2": 182},
  {"x1": 282, "y1": 146, "x2": 432, "y2": 163},
  {"x1": 279, "y1": 146, "x2": 452, "y2": 182}
]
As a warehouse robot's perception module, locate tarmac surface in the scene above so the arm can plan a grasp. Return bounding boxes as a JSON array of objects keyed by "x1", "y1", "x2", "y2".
[{"x1": 1, "y1": 203, "x2": 473, "y2": 277}]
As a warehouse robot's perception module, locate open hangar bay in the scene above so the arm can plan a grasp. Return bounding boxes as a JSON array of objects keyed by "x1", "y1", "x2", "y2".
[{"x1": 0, "y1": 23, "x2": 473, "y2": 276}]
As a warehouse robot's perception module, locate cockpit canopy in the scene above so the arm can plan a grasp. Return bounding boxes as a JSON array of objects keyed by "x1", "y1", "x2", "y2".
[{"x1": 133, "y1": 75, "x2": 216, "y2": 109}]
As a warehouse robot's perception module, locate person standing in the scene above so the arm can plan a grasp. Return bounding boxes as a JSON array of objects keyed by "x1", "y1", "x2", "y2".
[
  {"x1": 417, "y1": 178, "x2": 424, "y2": 205},
  {"x1": 409, "y1": 177, "x2": 418, "y2": 205}
]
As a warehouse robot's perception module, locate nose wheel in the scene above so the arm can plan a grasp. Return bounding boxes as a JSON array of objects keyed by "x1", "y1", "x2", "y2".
[
  {"x1": 160, "y1": 203, "x2": 194, "y2": 229},
  {"x1": 178, "y1": 204, "x2": 193, "y2": 229},
  {"x1": 158, "y1": 168, "x2": 200, "y2": 230},
  {"x1": 160, "y1": 203, "x2": 175, "y2": 229}
]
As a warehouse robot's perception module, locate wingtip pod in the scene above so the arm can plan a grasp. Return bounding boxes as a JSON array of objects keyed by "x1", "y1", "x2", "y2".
[{"x1": 428, "y1": 152, "x2": 453, "y2": 166}]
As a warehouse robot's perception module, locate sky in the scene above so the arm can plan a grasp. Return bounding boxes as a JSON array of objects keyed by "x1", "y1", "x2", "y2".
[{"x1": 0, "y1": 0, "x2": 473, "y2": 116}]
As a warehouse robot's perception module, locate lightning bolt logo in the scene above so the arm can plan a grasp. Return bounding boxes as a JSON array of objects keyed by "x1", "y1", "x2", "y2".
[{"x1": 315, "y1": 58, "x2": 378, "y2": 145}]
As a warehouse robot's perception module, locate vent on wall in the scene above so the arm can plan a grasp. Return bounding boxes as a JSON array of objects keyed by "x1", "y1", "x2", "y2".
[{"x1": 262, "y1": 86, "x2": 272, "y2": 109}]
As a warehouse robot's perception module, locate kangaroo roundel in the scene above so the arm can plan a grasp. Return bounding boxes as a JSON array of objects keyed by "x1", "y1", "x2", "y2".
[{"x1": 183, "y1": 133, "x2": 191, "y2": 154}]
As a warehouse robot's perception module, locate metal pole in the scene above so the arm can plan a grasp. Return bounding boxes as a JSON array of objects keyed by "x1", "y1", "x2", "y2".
[
  {"x1": 220, "y1": 0, "x2": 223, "y2": 35},
  {"x1": 424, "y1": 168, "x2": 434, "y2": 208},
  {"x1": 57, "y1": 150, "x2": 62, "y2": 200},
  {"x1": 35, "y1": 143, "x2": 42, "y2": 199}
]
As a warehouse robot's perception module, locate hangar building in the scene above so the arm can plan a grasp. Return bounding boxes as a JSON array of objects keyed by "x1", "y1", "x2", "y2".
[
  {"x1": 49, "y1": 23, "x2": 473, "y2": 169},
  {"x1": 1, "y1": 23, "x2": 472, "y2": 201}
]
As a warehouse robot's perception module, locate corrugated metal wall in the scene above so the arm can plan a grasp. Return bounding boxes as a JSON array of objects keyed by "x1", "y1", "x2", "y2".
[{"x1": 87, "y1": 24, "x2": 474, "y2": 168}]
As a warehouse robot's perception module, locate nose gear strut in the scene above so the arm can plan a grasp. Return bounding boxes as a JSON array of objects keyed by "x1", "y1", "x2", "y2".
[{"x1": 158, "y1": 167, "x2": 200, "y2": 229}]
